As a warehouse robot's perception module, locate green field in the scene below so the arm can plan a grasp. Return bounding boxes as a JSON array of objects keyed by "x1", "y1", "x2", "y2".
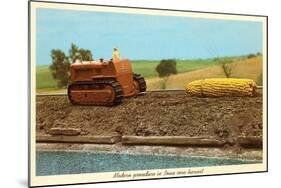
[
  {"x1": 36, "y1": 59, "x2": 223, "y2": 89},
  {"x1": 131, "y1": 59, "x2": 221, "y2": 78},
  {"x1": 36, "y1": 65, "x2": 57, "y2": 89}
]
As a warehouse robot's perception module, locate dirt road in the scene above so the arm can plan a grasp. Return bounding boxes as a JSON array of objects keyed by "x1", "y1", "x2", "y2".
[{"x1": 36, "y1": 91, "x2": 263, "y2": 145}]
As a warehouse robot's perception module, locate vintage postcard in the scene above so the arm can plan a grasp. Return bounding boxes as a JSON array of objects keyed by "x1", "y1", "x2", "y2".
[{"x1": 29, "y1": 1, "x2": 267, "y2": 187}]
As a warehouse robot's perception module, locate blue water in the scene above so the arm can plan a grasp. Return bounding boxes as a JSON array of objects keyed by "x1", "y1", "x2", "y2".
[{"x1": 36, "y1": 151, "x2": 260, "y2": 176}]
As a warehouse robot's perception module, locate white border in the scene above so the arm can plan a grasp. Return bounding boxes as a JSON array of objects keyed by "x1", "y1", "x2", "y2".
[{"x1": 29, "y1": 1, "x2": 267, "y2": 187}]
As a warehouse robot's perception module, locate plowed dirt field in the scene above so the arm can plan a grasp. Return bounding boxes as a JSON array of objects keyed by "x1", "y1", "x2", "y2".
[{"x1": 36, "y1": 91, "x2": 263, "y2": 146}]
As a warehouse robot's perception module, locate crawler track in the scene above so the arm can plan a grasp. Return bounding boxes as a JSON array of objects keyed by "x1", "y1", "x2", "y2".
[
  {"x1": 133, "y1": 73, "x2": 147, "y2": 92},
  {"x1": 68, "y1": 79, "x2": 123, "y2": 106}
]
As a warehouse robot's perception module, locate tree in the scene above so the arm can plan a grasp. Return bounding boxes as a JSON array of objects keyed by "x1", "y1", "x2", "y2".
[
  {"x1": 247, "y1": 53, "x2": 256, "y2": 59},
  {"x1": 256, "y1": 52, "x2": 262, "y2": 56},
  {"x1": 215, "y1": 58, "x2": 235, "y2": 78},
  {"x1": 69, "y1": 43, "x2": 93, "y2": 62},
  {"x1": 69, "y1": 43, "x2": 80, "y2": 63},
  {"x1": 49, "y1": 50, "x2": 70, "y2": 87},
  {"x1": 156, "y1": 59, "x2": 178, "y2": 89},
  {"x1": 50, "y1": 43, "x2": 93, "y2": 88},
  {"x1": 79, "y1": 48, "x2": 93, "y2": 61}
]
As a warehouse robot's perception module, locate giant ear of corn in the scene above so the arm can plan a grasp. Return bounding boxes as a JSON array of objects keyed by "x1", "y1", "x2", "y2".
[{"x1": 185, "y1": 78, "x2": 257, "y2": 97}]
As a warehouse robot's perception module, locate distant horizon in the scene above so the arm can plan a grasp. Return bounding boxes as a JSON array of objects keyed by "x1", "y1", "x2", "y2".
[
  {"x1": 36, "y1": 53, "x2": 262, "y2": 66},
  {"x1": 36, "y1": 8, "x2": 263, "y2": 65}
]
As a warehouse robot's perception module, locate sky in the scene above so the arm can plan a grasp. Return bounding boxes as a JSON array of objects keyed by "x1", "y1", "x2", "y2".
[{"x1": 36, "y1": 8, "x2": 263, "y2": 65}]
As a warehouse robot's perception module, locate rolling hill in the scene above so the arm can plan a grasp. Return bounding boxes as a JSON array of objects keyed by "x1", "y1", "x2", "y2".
[
  {"x1": 35, "y1": 56, "x2": 262, "y2": 93},
  {"x1": 146, "y1": 56, "x2": 263, "y2": 90}
]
